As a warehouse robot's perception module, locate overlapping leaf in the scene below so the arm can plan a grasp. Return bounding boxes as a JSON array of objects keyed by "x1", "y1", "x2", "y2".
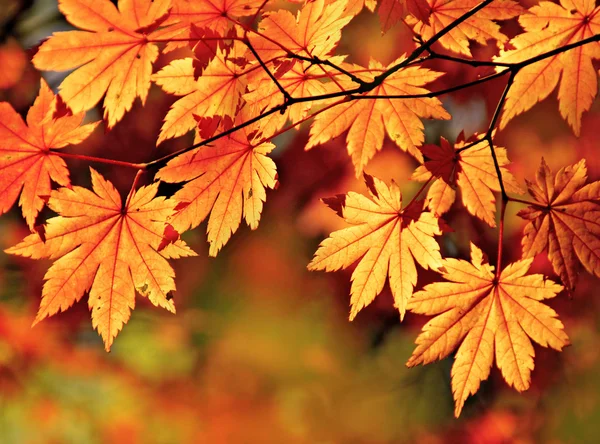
[
  {"x1": 411, "y1": 134, "x2": 522, "y2": 227},
  {"x1": 406, "y1": 0, "x2": 523, "y2": 56},
  {"x1": 154, "y1": 41, "x2": 249, "y2": 145},
  {"x1": 33, "y1": 0, "x2": 172, "y2": 127},
  {"x1": 346, "y1": 0, "x2": 377, "y2": 17},
  {"x1": 378, "y1": 0, "x2": 431, "y2": 33},
  {"x1": 244, "y1": 59, "x2": 341, "y2": 134},
  {"x1": 407, "y1": 243, "x2": 569, "y2": 417},
  {"x1": 519, "y1": 158, "x2": 600, "y2": 292},
  {"x1": 307, "y1": 57, "x2": 450, "y2": 176},
  {"x1": 156, "y1": 0, "x2": 264, "y2": 52},
  {"x1": 308, "y1": 174, "x2": 444, "y2": 319},
  {"x1": 248, "y1": 0, "x2": 353, "y2": 60},
  {"x1": 0, "y1": 79, "x2": 98, "y2": 229},
  {"x1": 5, "y1": 168, "x2": 196, "y2": 351},
  {"x1": 156, "y1": 116, "x2": 278, "y2": 256},
  {"x1": 495, "y1": 0, "x2": 600, "y2": 135}
]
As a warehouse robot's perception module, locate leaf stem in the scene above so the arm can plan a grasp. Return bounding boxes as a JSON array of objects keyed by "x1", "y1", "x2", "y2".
[
  {"x1": 243, "y1": 37, "x2": 292, "y2": 103},
  {"x1": 496, "y1": 199, "x2": 507, "y2": 278},
  {"x1": 485, "y1": 72, "x2": 516, "y2": 200},
  {"x1": 125, "y1": 169, "x2": 145, "y2": 208},
  {"x1": 50, "y1": 151, "x2": 144, "y2": 170},
  {"x1": 372, "y1": 0, "x2": 497, "y2": 84},
  {"x1": 507, "y1": 196, "x2": 543, "y2": 207},
  {"x1": 350, "y1": 69, "x2": 509, "y2": 100},
  {"x1": 405, "y1": 174, "x2": 435, "y2": 210}
]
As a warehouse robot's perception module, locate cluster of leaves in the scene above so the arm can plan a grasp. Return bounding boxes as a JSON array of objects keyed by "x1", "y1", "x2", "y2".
[{"x1": 1, "y1": 0, "x2": 600, "y2": 416}]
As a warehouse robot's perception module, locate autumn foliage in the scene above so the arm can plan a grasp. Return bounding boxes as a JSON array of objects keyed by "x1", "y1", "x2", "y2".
[{"x1": 2, "y1": 0, "x2": 600, "y2": 419}]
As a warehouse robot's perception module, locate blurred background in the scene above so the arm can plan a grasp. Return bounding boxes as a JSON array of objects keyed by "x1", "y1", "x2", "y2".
[{"x1": 2, "y1": 0, "x2": 600, "y2": 442}]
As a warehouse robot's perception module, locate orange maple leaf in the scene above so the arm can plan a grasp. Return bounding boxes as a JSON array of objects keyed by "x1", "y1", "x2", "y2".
[
  {"x1": 156, "y1": 115, "x2": 278, "y2": 256},
  {"x1": 153, "y1": 42, "x2": 249, "y2": 145},
  {"x1": 519, "y1": 158, "x2": 600, "y2": 292},
  {"x1": 156, "y1": 0, "x2": 265, "y2": 52},
  {"x1": 5, "y1": 168, "x2": 196, "y2": 351},
  {"x1": 495, "y1": 0, "x2": 600, "y2": 135},
  {"x1": 378, "y1": 0, "x2": 407, "y2": 33},
  {"x1": 33, "y1": 0, "x2": 172, "y2": 128},
  {"x1": 306, "y1": 58, "x2": 450, "y2": 176},
  {"x1": 407, "y1": 243, "x2": 569, "y2": 417},
  {"x1": 308, "y1": 174, "x2": 444, "y2": 319},
  {"x1": 244, "y1": 58, "x2": 343, "y2": 134},
  {"x1": 0, "y1": 79, "x2": 99, "y2": 229},
  {"x1": 411, "y1": 134, "x2": 523, "y2": 227},
  {"x1": 406, "y1": 0, "x2": 523, "y2": 56},
  {"x1": 346, "y1": 0, "x2": 377, "y2": 17},
  {"x1": 248, "y1": 0, "x2": 354, "y2": 60}
]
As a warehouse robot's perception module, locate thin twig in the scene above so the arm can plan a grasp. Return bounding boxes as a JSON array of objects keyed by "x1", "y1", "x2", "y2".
[
  {"x1": 49, "y1": 151, "x2": 144, "y2": 170},
  {"x1": 244, "y1": 37, "x2": 292, "y2": 104},
  {"x1": 350, "y1": 69, "x2": 509, "y2": 100}
]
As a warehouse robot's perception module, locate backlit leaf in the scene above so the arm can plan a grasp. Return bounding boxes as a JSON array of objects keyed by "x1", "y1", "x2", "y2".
[
  {"x1": 519, "y1": 158, "x2": 600, "y2": 292},
  {"x1": 156, "y1": 114, "x2": 278, "y2": 256},
  {"x1": 407, "y1": 0, "x2": 523, "y2": 57},
  {"x1": 495, "y1": 0, "x2": 600, "y2": 135},
  {"x1": 33, "y1": 0, "x2": 172, "y2": 127},
  {"x1": 154, "y1": 42, "x2": 249, "y2": 145},
  {"x1": 407, "y1": 243, "x2": 569, "y2": 417},
  {"x1": 5, "y1": 168, "x2": 195, "y2": 351},
  {"x1": 306, "y1": 58, "x2": 450, "y2": 177},
  {"x1": 411, "y1": 134, "x2": 523, "y2": 227},
  {"x1": 248, "y1": 0, "x2": 353, "y2": 60},
  {"x1": 308, "y1": 174, "x2": 444, "y2": 319},
  {"x1": 0, "y1": 79, "x2": 98, "y2": 229},
  {"x1": 156, "y1": 0, "x2": 264, "y2": 52}
]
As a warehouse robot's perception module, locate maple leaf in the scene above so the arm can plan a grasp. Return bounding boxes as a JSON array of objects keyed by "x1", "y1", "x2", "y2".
[
  {"x1": 306, "y1": 58, "x2": 450, "y2": 176},
  {"x1": 153, "y1": 42, "x2": 249, "y2": 145},
  {"x1": 411, "y1": 134, "x2": 523, "y2": 227},
  {"x1": 495, "y1": 0, "x2": 600, "y2": 135},
  {"x1": 5, "y1": 168, "x2": 196, "y2": 351},
  {"x1": 308, "y1": 174, "x2": 444, "y2": 319},
  {"x1": 346, "y1": 0, "x2": 377, "y2": 17},
  {"x1": 156, "y1": 0, "x2": 265, "y2": 52},
  {"x1": 0, "y1": 79, "x2": 99, "y2": 229},
  {"x1": 248, "y1": 0, "x2": 354, "y2": 60},
  {"x1": 518, "y1": 158, "x2": 600, "y2": 292},
  {"x1": 378, "y1": 0, "x2": 431, "y2": 33},
  {"x1": 156, "y1": 115, "x2": 278, "y2": 256},
  {"x1": 378, "y1": 0, "x2": 408, "y2": 33},
  {"x1": 243, "y1": 59, "x2": 341, "y2": 134},
  {"x1": 33, "y1": 0, "x2": 172, "y2": 128},
  {"x1": 407, "y1": 243, "x2": 569, "y2": 417},
  {"x1": 406, "y1": 0, "x2": 523, "y2": 57}
]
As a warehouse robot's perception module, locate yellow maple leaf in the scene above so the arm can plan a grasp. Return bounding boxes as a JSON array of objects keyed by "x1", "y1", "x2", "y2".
[
  {"x1": 33, "y1": 0, "x2": 172, "y2": 127},
  {"x1": 308, "y1": 174, "x2": 444, "y2": 319},
  {"x1": 407, "y1": 243, "x2": 569, "y2": 417},
  {"x1": 495, "y1": 0, "x2": 600, "y2": 135},
  {"x1": 248, "y1": 0, "x2": 354, "y2": 60},
  {"x1": 156, "y1": 114, "x2": 278, "y2": 256},
  {"x1": 306, "y1": 58, "x2": 450, "y2": 177},
  {"x1": 5, "y1": 168, "x2": 196, "y2": 351},
  {"x1": 407, "y1": 0, "x2": 523, "y2": 56},
  {"x1": 0, "y1": 79, "x2": 99, "y2": 229},
  {"x1": 244, "y1": 58, "x2": 342, "y2": 134},
  {"x1": 519, "y1": 158, "x2": 600, "y2": 292},
  {"x1": 153, "y1": 42, "x2": 249, "y2": 145},
  {"x1": 411, "y1": 134, "x2": 523, "y2": 227}
]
